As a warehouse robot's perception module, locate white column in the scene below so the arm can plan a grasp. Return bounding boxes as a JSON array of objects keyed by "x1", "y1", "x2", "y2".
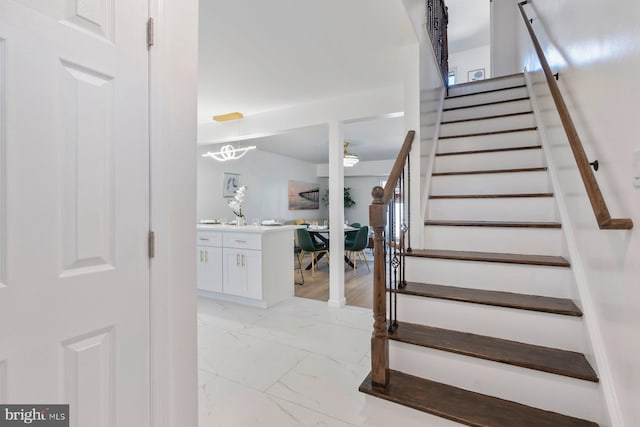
[{"x1": 328, "y1": 120, "x2": 346, "y2": 307}]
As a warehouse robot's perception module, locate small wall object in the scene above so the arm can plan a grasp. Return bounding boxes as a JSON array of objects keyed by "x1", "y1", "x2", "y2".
[
  {"x1": 223, "y1": 172, "x2": 240, "y2": 197},
  {"x1": 288, "y1": 180, "x2": 320, "y2": 210},
  {"x1": 468, "y1": 68, "x2": 485, "y2": 82}
]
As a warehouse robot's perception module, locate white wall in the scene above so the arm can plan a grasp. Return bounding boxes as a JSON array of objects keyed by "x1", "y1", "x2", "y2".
[
  {"x1": 449, "y1": 44, "x2": 491, "y2": 84},
  {"x1": 198, "y1": 146, "x2": 321, "y2": 223},
  {"x1": 317, "y1": 176, "x2": 386, "y2": 228},
  {"x1": 517, "y1": 1, "x2": 640, "y2": 425},
  {"x1": 490, "y1": 0, "x2": 520, "y2": 77}
]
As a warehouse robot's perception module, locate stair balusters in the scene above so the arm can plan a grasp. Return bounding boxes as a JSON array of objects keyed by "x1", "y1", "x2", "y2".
[{"x1": 369, "y1": 131, "x2": 415, "y2": 387}]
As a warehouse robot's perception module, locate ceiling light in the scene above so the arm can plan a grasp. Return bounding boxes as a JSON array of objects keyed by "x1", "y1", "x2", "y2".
[
  {"x1": 343, "y1": 142, "x2": 359, "y2": 167},
  {"x1": 212, "y1": 112, "x2": 244, "y2": 122},
  {"x1": 203, "y1": 144, "x2": 256, "y2": 162}
]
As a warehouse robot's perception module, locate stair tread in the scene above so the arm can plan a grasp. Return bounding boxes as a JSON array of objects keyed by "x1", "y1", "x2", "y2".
[
  {"x1": 440, "y1": 127, "x2": 538, "y2": 139},
  {"x1": 425, "y1": 220, "x2": 561, "y2": 228},
  {"x1": 433, "y1": 167, "x2": 547, "y2": 176},
  {"x1": 445, "y1": 84, "x2": 527, "y2": 100},
  {"x1": 441, "y1": 110, "x2": 533, "y2": 125},
  {"x1": 390, "y1": 322, "x2": 597, "y2": 381},
  {"x1": 359, "y1": 370, "x2": 599, "y2": 427},
  {"x1": 443, "y1": 96, "x2": 530, "y2": 112},
  {"x1": 398, "y1": 282, "x2": 581, "y2": 316},
  {"x1": 430, "y1": 193, "x2": 554, "y2": 199},
  {"x1": 436, "y1": 144, "x2": 541, "y2": 157},
  {"x1": 406, "y1": 249, "x2": 570, "y2": 267}
]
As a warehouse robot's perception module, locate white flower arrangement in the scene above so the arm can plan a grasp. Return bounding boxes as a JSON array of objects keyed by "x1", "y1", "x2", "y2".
[{"x1": 228, "y1": 185, "x2": 247, "y2": 218}]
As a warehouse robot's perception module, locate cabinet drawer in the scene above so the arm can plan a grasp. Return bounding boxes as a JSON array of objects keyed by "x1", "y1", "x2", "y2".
[
  {"x1": 197, "y1": 231, "x2": 222, "y2": 247},
  {"x1": 223, "y1": 232, "x2": 261, "y2": 250}
]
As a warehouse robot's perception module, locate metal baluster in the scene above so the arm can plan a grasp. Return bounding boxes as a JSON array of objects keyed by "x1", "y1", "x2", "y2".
[{"x1": 387, "y1": 196, "x2": 394, "y2": 333}]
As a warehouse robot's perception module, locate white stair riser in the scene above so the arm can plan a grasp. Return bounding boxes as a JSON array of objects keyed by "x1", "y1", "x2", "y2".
[
  {"x1": 442, "y1": 99, "x2": 532, "y2": 122},
  {"x1": 444, "y1": 87, "x2": 529, "y2": 110},
  {"x1": 447, "y1": 76, "x2": 526, "y2": 97},
  {"x1": 438, "y1": 130, "x2": 538, "y2": 154},
  {"x1": 434, "y1": 149, "x2": 546, "y2": 173},
  {"x1": 427, "y1": 197, "x2": 557, "y2": 222},
  {"x1": 394, "y1": 294, "x2": 583, "y2": 351},
  {"x1": 424, "y1": 226, "x2": 563, "y2": 256},
  {"x1": 431, "y1": 171, "x2": 551, "y2": 196},
  {"x1": 389, "y1": 343, "x2": 606, "y2": 425},
  {"x1": 440, "y1": 114, "x2": 536, "y2": 137},
  {"x1": 405, "y1": 257, "x2": 571, "y2": 298}
]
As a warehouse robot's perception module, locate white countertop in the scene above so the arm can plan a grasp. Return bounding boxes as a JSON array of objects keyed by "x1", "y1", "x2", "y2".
[{"x1": 197, "y1": 224, "x2": 301, "y2": 233}]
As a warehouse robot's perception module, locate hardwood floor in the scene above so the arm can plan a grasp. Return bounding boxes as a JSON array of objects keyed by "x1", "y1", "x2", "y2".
[{"x1": 294, "y1": 252, "x2": 373, "y2": 309}]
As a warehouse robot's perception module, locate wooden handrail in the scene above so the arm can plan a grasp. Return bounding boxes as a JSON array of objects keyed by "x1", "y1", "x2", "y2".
[
  {"x1": 382, "y1": 131, "x2": 415, "y2": 204},
  {"x1": 518, "y1": 1, "x2": 632, "y2": 230},
  {"x1": 368, "y1": 130, "x2": 415, "y2": 387}
]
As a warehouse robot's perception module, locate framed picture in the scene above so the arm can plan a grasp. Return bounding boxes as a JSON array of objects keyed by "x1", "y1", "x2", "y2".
[
  {"x1": 288, "y1": 180, "x2": 319, "y2": 210},
  {"x1": 223, "y1": 173, "x2": 240, "y2": 197},
  {"x1": 468, "y1": 68, "x2": 485, "y2": 82}
]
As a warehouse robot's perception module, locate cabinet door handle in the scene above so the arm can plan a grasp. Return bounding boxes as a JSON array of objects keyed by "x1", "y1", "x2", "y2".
[
  {"x1": 200, "y1": 250, "x2": 203, "y2": 262},
  {"x1": 242, "y1": 254, "x2": 245, "y2": 267},
  {"x1": 236, "y1": 253, "x2": 240, "y2": 266},
  {"x1": 199, "y1": 238, "x2": 210, "y2": 241},
  {"x1": 205, "y1": 250, "x2": 208, "y2": 263},
  {"x1": 235, "y1": 239, "x2": 247, "y2": 243}
]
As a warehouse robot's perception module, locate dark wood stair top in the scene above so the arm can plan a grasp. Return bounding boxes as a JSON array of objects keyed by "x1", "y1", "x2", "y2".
[
  {"x1": 398, "y1": 282, "x2": 581, "y2": 316},
  {"x1": 443, "y1": 96, "x2": 530, "y2": 112},
  {"x1": 436, "y1": 144, "x2": 541, "y2": 157},
  {"x1": 445, "y1": 84, "x2": 527, "y2": 100},
  {"x1": 424, "y1": 220, "x2": 561, "y2": 228},
  {"x1": 441, "y1": 110, "x2": 533, "y2": 125},
  {"x1": 430, "y1": 193, "x2": 554, "y2": 199},
  {"x1": 433, "y1": 166, "x2": 548, "y2": 176},
  {"x1": 440, "y1": 127, "x2": 538, "y2": 140},
  {"x1": 359, "y1": 370, "x2": 599, "y2": 427},
  {"x1": 389, "y1": 322, "x2": 598, "y2": 382},
  {"x1": 406, "y1": 249, "x2": 570, "y2": 267}
]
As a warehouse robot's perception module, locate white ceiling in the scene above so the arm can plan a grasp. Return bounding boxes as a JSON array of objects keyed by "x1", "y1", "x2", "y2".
[
  {"x1": 197, "y1": 0, "x2": 489, "y2": 163},
  {"x1": 198, "y1": 0, "x2": 417, "y2": 123},
  {"x1": 200, "y1": 115, "x2": 406, "y2": 164}
]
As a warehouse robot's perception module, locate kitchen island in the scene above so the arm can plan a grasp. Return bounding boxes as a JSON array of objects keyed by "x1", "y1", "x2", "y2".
[{"x1": 196, "y1": 224, "x2": 300, "y2": 308}]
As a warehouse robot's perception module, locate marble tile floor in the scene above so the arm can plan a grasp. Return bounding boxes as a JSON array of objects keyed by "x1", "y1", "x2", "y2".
[{"x1": 198, "y1": 296, "x2": 461, "y2": 426}]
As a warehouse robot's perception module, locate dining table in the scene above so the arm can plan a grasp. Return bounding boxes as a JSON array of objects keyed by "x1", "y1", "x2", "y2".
[{"x1": 304, "y1": 226, "x2": 358, "y2": 270}]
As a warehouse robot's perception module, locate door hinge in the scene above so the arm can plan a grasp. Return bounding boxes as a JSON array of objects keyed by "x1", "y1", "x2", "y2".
[
  {"x1": 147, "y1": 17, "x2": 155, "y2": 49},
  {"x1": 148, "y1": 230, "x2": 156, "y2": 259}
]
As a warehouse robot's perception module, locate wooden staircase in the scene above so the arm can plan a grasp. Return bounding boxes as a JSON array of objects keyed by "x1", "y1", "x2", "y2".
[{"x1": 360, "y1": 74, "x2": 606, "y2": 426}]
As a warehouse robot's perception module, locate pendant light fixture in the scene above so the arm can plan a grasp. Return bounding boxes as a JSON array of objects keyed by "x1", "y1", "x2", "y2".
[
  {"x1": 202, "y1": 144, "x2": 256, "y2": 162},
  {"x1": 343, "y1": 142, "x2": 359, "y2": 167}
]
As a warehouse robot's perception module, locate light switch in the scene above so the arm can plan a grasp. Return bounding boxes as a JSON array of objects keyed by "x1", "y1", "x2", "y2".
[{"x1": 634, "y1": 151, "x2": 640, "y2": 188}]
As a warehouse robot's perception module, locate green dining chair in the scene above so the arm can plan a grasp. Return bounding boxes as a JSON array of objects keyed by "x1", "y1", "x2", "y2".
[
  {"x1": 297, "y1": 228, "x2": 329, "y2": 273},
  {"x1": 345, "y1": 225, "x2": 370, "y2": 275}
]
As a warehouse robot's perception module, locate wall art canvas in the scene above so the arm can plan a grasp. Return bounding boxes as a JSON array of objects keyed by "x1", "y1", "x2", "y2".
[
  {"x1": 288, "y1": 180, "x2": 319, "y2": 210},
  {"x1": 468, "y1": 68, "x2": 485, "y2": 82},
  {"x1": 223, "y1": 173, "x2": 241, "y2": 197}
]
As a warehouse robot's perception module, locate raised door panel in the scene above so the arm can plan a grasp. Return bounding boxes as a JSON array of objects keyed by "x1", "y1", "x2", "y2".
[
  {"x1": 197, "y1": 246, "x2": 222, "y2": 293},
  {"x1": 243, "y1": 250, "x2": 262, "y2": 300},
  {"x1": 222, "y1": 248, "x2": 246, "y2": 297}
]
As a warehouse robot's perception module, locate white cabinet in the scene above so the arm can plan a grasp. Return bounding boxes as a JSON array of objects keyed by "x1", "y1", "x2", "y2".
[
  {"x1": 196, "y1": 226, "x2": 296, "y2": 308},
  {"x1": 222, "y1": 248, "x2": 261, "y2": 299},
  {"x1": 196, "y1": 231, "x2": 222, "y2": 292}
]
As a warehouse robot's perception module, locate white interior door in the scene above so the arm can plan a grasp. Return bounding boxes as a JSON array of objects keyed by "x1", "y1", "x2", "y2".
[{"x1": 0, "y1": 1, "x2": 150, "y2": 425}]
